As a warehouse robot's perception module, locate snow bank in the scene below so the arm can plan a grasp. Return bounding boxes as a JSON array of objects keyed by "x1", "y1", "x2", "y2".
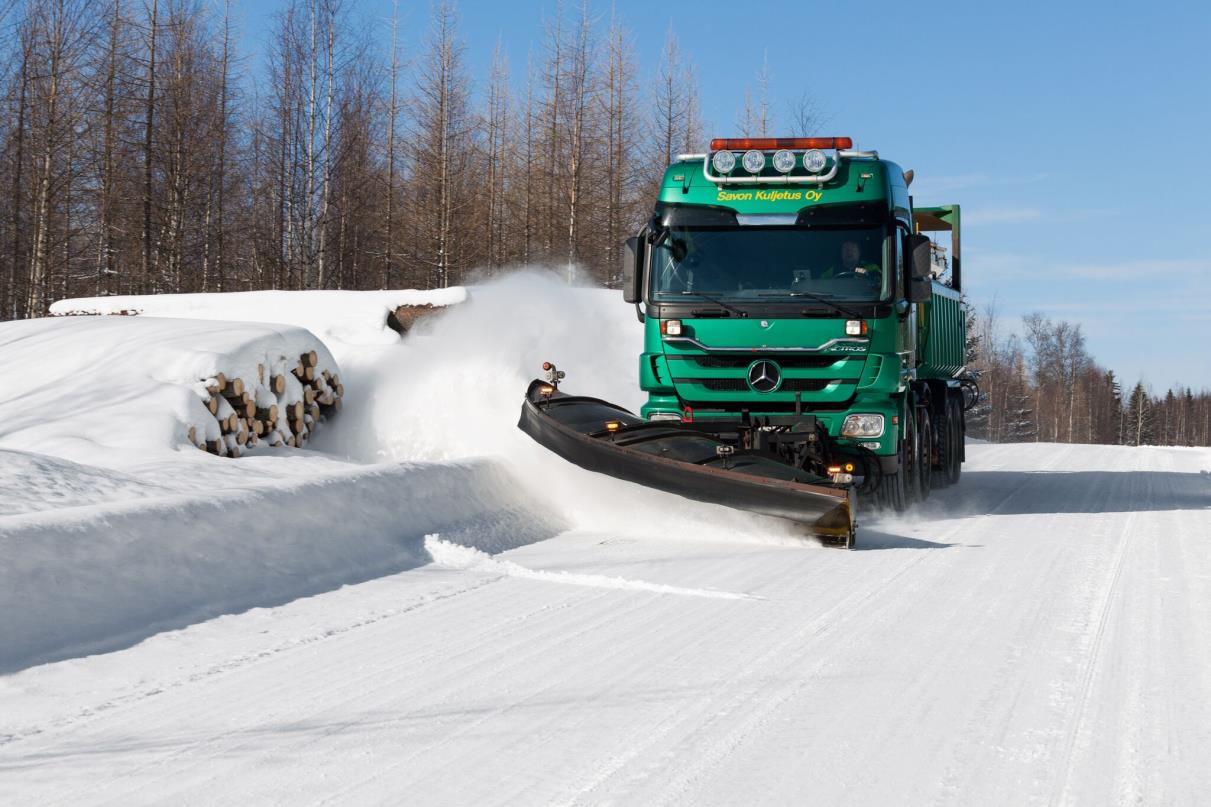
[
  {"x1": 0, "y1": 459, "x2": 561, "y2": 672},
  {"x1": 0, "y1": 315, "x2": 337, "y2": 465},
  {"x1": 50, "y1": 287, "x2": 467, "y2": 363},
  {"x1": 0, "y1": 270, "x2": 789, "y2": 673},
  {"x1": 0, "y1": 448, "x2": 175, "y2": 516}
]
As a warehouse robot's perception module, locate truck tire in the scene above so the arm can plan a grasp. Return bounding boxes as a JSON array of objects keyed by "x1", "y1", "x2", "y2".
[
  {"x1": 875, "y1": 440, "x2": 909, "y2": 512},
  {"x1": 882, "y1": 467, "x2": 909, "y2": 513},
  {"x1": 899, "y1": 408, "x2": 921, "y2": 509},
  {"x1": 932, "y1": 395, "x2": 961, "y2": 488},
  {"x1": 916, "y1": 408, "x2": 933, "y2": 502},
  {"x1": 947, "y1": 395, "x2": 963, "y2": 484}
]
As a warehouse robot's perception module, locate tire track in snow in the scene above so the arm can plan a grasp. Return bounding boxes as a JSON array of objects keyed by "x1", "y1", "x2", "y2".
[
  {"x1": 0, "y1": 572, "x2": 505, "y2": 750},
  {"x1": 606, "y1": 447, "x2": 1083, "y2": 805},
  {"x1": 1049, "y1": 499, "x2": 1142, "y2": 806},
  {"x1": 928, "y1": 445, "x2": 1120, "y2": 804},
  {"x1": 90, "y1": 553, "x2": 690, "y2": 804},
  {"x1": 307, "y1": 583, "x2": 700, "y2": 806},
  {"x1": 564, "y1": 540, "x2": 950, "y2": 805},
  {"x1": 75, "y1": 583, "x2": 632, "y2": 806}
]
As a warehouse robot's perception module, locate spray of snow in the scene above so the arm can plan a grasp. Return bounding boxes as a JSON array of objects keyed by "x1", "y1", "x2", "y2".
[
  {"x1": 318, "y1": 270, "x2": 808, "y2": 546},
  {"x1": 423, "y1": 534, "x2": 759, "y2": 600},
  {"x1": 0, "y1": 273, "x2": 801, "y2": 671}
]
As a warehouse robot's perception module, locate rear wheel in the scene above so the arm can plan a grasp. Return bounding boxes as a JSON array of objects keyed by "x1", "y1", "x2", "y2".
[
  {"x1": 901, "y1": 406, "x2": 923, "y2": 505},
  {"x1": 930, "y1": 392, "x2": 959, "y2": 487},
  {"x1": 916, "y1": 407, "x2": 933, "y2": 502},
  {"x1": 948, "y1": 395, "x2": 964, "y2": 484}
]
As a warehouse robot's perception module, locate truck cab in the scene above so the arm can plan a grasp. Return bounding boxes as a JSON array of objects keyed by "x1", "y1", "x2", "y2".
[{"x1": 621, "y1": 137, "x2": 970, "y2": 509}]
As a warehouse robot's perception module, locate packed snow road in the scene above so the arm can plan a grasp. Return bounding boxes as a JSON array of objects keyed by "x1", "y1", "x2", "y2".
[
  {"x1": 3, "y1": 277, "x2": 1209, "y2": 804},
  {"x1": 3, "y1": 441, "x2": 1209, "y2": 806}
]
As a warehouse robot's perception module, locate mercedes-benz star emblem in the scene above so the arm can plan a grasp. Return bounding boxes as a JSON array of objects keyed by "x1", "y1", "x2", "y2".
[{"x1": 747, "y1": 360, "x2": 782, "y2": 393}]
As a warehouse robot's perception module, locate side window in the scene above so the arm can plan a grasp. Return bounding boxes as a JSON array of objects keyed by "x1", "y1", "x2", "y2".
[{"x1": 892, "y1": 225, "x2": 910, "y2": 298}]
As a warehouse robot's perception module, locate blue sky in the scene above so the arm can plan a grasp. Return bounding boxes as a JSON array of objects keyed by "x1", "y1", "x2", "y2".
[{"x1": 237, "y1": 0, "x2": 1211, "y2": 390}]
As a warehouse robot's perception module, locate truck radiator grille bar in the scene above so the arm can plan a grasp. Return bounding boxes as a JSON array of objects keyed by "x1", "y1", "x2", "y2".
[
  {"x1": 672, "y1": 355, "x2": 845, "y2": 370},
  {"x1": 674, "y1": 378, "x2": 836, "y2": 392},
  {"x1": 683, "y1": 399, "x2": 855, "y2": 413}
]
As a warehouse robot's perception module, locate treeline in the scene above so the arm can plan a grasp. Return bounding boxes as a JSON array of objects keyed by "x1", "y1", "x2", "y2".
[
  {"x1": 0, "y1": 0, "x2": 809, "y2": 319},
  {"x1": 967, "y1": 305, "x2": 1211, "y2": 447}
]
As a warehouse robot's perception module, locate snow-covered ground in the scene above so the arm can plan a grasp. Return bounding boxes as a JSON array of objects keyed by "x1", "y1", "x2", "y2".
[
  {"x1": 3, "y1": 273, "x2": 1210, "y2": 805},
  {"x1": 0, "y1": 314, "x2": 343, "y2": 459},
  {"x1": 49, "y1": 287, "x2": 467, "y2": 366}
]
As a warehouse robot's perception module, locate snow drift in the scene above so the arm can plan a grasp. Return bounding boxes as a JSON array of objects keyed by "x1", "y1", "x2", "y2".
[
  {"x1": 0, "y1": 459, "x2": 561, "y2": 672},
  {"x1": 50, "y1": 287, "x2": 468, "y2": 365}
]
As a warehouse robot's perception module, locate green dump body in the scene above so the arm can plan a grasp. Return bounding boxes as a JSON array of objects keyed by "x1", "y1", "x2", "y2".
[{"x1": 636, "y1": 150, "x2": 966, "y2": 465}]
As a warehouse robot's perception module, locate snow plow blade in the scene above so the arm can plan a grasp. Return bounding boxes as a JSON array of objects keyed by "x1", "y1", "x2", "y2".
[{"x1": 518, "y1": 379, "x2": 856, "y2": 545}]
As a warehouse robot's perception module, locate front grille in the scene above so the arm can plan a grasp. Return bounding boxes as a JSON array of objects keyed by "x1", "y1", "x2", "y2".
[
  {"x1": 672, "y1": 355, "x2": 846, "y2": 370},
  {"x1": 782, "y1": 379, "x2": 834, "y2": 392},
  {"x1": 695, "y1": 378, "x2": 748, "y2": 392},
  {"x1": 674, "y1": 378, "x2": 837, "y2": 393},
  {"x1": 683, "y1": 399, "x2": 856, "y2": 413}
]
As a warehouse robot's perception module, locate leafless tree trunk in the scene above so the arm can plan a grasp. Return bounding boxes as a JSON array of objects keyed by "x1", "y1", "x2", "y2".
[
  {"x1": 485, "y1": 39, "x2": 508, "y2": 272},
  {"x1": 27, "y1": 0, "x2": 79, "y2": 316},
  {"x1": 563, "y1": 1, "x2": 591, "y2": 279},
  {"x1": 653, "y1": 29, "x2": 684, "y2": 169},
  {"x1": 381, "y1": 0, "x2": 400, "y2": 288},
  {"x1": 6, "y1": 27, "x2": 32, "y2": 319},
  {"x1": 316, "y1": 0, "x2": 337, "y2": 289},
  {"x1": 141, "y1": 0, "x2": 157, "y2": 293},
  {"x1": 209, "y1": 0, "x2": 230, "y2": 291},
  {"x1": 412, "y1": 1, "x2": 468, "y2": 288},
  {"x1": 601, "y1": 13, "x2": 633, "y2": 277},
  {"x1": 95, "y1": 0, "x2": 122, "y2": 297}
]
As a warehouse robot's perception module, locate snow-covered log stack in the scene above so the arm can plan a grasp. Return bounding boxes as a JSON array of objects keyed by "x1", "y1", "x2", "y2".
[
  {"x1": 189, "y1": 349, "x2": 344, "y2": 456},
  {"x1": 0, "y1": 315, "x2": 343, "y2": 461}
]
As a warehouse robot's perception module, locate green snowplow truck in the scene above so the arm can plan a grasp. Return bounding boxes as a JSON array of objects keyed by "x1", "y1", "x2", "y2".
[{"x1": 620, "y1": 136, "x2": 973, "y2": 511}]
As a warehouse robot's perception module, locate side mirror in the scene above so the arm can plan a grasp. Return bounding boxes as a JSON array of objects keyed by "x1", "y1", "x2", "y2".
[
  {"x1": 907, "y1": 233, "x2": 933, "y2": 303},
  {"x1": 622, "y1": 235, "x2": 644, "y2": 303}
]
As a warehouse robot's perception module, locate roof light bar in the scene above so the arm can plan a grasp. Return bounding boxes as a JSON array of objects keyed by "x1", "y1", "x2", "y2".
[{"x1": 709, "y1": 137, "x2": 853, "y2": 151}]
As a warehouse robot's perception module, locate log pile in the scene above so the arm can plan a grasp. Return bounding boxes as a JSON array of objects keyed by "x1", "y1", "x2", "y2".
[
  {"x1": 386, "y1": 303, "x2": 444, "y2": 335},
  {"x1": 187, "y1": 351, "x2": 344, "y2": 457}
]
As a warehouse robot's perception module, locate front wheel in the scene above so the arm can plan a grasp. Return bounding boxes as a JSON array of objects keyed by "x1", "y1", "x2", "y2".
[{"x1": 876, "y1": 421, "x2": 912, "y2": 513}]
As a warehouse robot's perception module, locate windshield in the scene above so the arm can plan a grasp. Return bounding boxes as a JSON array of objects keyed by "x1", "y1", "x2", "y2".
[{"x1": 649, "y1": 225, "x2": 887, "y2": 304}]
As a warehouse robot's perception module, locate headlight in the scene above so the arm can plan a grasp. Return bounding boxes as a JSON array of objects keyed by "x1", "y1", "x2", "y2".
[
  {"x1": 841, "y1": 414, "x2": 885, "y2": 438},
  {"x1": 741, "y1": 150, "x2": 766, "y2": 174},
  {"x1": 802, "y1": 149, "x2": 827, "y2": 172},
  {"x1": 771, "y1": 149, "x2": 796, "y2": 173},
  {"x1": 711, "y1": 150, "x2": 736, "y2": 174},
  {"x1": 648, "y1": 412, "x2": 683, "y2": 422}
]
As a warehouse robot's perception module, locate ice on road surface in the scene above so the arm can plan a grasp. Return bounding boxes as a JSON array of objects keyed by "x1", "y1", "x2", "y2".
[{"x1": 2, "y1": 274, "x2": 1210, "y2": 805}]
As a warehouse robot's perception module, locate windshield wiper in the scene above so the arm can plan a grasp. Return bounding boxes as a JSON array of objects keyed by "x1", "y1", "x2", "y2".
[
  {"x1": 673, "y1": 292, "x2": 747, "y2": 318},
  {"x1": 756, "y1": 291, "x2": 863, "y2": 319}
]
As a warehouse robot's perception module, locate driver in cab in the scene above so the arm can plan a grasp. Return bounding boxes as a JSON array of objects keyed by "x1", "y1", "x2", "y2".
[
  {"x1": 835, "y1": 240, "x2": 880, "y2": 279},
  {"x1": 794, "y1": 239, "x2": 880, "y2": 288}
]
